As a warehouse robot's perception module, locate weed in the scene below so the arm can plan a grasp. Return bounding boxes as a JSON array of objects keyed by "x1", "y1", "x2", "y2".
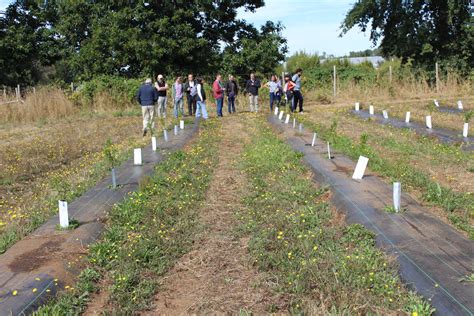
[{"x1": 55, "y1": 218, "x2": 80, "y2": 231}]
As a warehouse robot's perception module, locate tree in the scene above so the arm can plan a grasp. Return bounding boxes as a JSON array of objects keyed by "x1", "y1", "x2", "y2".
[{"x1": 340, "y1": 0, "x2": 473, "y2": 74}]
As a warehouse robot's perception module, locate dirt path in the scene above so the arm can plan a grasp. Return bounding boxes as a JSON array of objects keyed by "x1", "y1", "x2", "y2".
[{"x1": 145, "y1": 115, "x2": 282, "y2": 315}]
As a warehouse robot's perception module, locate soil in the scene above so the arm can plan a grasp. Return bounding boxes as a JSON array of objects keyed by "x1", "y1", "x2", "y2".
[{"x1": 144, "y1": 114, "x2": 286, "y2": 315}]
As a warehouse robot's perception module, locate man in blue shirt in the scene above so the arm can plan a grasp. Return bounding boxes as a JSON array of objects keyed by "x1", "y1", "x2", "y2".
[
  {"x1": 137, "y1": 78, "x2": 158, "y2": 136},
  {"x1": 292, "y1": 68, "x2": 303, "y2": 113}
]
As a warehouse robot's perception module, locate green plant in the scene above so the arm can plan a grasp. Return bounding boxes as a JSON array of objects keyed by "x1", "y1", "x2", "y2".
[
  {"x1": 103, "y1": 139, "x2": 119, "y2": 170},
  {"x1": 56, "y1": 218, "x2": 80, "y2": 230},
  {"x1": 464, "y1": 110, "x2": 473, "y2": 123}
]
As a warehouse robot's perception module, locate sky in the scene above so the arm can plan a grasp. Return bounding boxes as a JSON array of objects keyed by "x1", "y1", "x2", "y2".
[{"x1": 0, "y1": 0, "x2": 375, "y2": 57}]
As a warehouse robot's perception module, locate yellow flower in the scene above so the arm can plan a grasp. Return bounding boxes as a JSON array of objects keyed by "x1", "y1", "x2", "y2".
[
  {"x1": 12, "y1": 290, "x2": 18, "y2": 296},
  {"x1": 412, "y1": 312, "x2": 418, "y2": 316},
  {"x1": 32, "y1": 288, "x2": 37, "y2": 293}
]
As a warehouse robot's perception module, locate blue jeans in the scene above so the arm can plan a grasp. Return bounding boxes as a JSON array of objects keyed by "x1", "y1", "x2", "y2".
[
  {"x1": 196, "y1": 100, "x2": 208, "y2": 119},
  {"x1": 173, "y1": 97, "x2": 184, "y2": 118},
  {"x1": 216, "y1": 97, "x2": 223, "y2": 117},
  {"x1": 228, "y1": 95, "x2": 235, "y2": 113},
  {"x1": 269, "y1": 92, "x2": 276, "y2": 111}
]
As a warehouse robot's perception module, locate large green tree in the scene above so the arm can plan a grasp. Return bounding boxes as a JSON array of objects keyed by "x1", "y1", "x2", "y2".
[{"x1": 341, "y1": 0, "x2": 473, "y2": 73}]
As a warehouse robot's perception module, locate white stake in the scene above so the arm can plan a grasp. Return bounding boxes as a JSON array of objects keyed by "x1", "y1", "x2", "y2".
[
  {"x1": 382, "y1": 110, "x2": 389, "y2": 119},
  {"x1": 405, "y1": 111, "x2": 411, "y2": 123},
  {"x1": 180, "y1": 120, "x2": 184, "y2": 130},
  {"x1": 434, "y1": 99, "x2": 440, "y2": 107},
  {"x1": 134, "y1": 148, "x2": 142, "y2": 165},
  {"x1": 327, "y1": 142, "x2": 331, "y2": 159},
  {"x1": 298, "y1": 123, "x2": 303, "y2": 133},
  {"x1": 285, "y1": 114, "x2": 290, "y2": 124},
  {"x1": 111, "y1": 168, "x2": 117, "y2": 188},
  {"x1": 457, "y1": 100, "x2": 463, "y2": 110},
  {"x1": 355, "y1": 102, "x2": 360, "y2": 111},
  {"x1": 463, "y1": 123, "x2": 469, "y2": 138},
  {"x1": 58, "y1": 200, "x2": 69, "y2": 228},
  {"x1": 279, "y1": 111, "x2": 284, "y2": 120},
  {"x1": 311, "y1": 133, "x2": 317, "y2": 147},
  {"x1": 151, "y1": 136, "x2": 157, "y2": 151},
  {"x1": 393, "y1": 182, "x2": 401, "y2": 212},
  {"x1": 163, "y1": 129, "x2": 168, "y2": 142},
  {"x1": 352, "y1": 156, "x2": 369, "y2": 180},
  {"x1": 369, "y1": 105, "x2": 374, "y2": 115},
  {"x1": 274, "y1": 107, "x2": 279, "y2": 115},
  {"x1": 174, "y1": 125, "x2": 178, "y2": 135},
  {"x1": 293, "y1": 118, "x2": 296, "y2": 128},
  {"x1": 425, "y1": 116, "x2": 432, "y2": 129}
]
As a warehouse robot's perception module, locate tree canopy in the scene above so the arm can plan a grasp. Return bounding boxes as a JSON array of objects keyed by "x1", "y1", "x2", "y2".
[
  {"x1": 341, "y1": 0, "x2": 473, "y2": 73},
  {"x1": 0, "y1": 0, "x2": 287, "y2": 86}
]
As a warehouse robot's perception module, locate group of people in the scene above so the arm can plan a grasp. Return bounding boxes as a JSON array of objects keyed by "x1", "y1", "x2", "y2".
[{"x1": 136, "y1": 69, "x2": 304, "y2": 136}]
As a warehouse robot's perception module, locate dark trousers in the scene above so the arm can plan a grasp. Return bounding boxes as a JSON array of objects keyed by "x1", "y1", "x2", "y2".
[
  {"x1": 187, "y1": 94, "x2": 197, "y2": 115},
  {"x1": 228, "y1": 95, "x2": 235, "y2": 113},
  {"x1": 293, "y1": 90, "x2": 303, "y2": 112}
]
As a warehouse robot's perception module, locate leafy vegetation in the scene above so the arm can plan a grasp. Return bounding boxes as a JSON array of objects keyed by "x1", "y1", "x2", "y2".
[{"x1": 236, "y1": 117, "x2": 432, "y2": 314}]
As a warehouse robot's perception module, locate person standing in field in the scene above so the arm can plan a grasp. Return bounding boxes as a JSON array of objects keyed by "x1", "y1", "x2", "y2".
[
  {"x1": 196, "y1": 77, "x2": 209, "y2": 119},
  {"x1": 137, "y1": 78, "x2": 158, "y2": 136},
  {"x1": 212, "y1": 74, "x2": 225, "y2": 117},
  {"x1": 155, "y1": 74, "x2": 168, "y2": 118},
  {"x1": 245, "y1": 73, "x2": 261, "y2": 113},
  {"x1": 225, "y1": 74, "x2": 238, "y2": 114},
  {"x1": 283, "y1": 74, "x2": 296, "y2": 111},
  {"x1": 292, "y1": 68, "x2": 303, "y2": 112},
  {"x1": 264, "y1": 74, "x2": 281, "y2": 111},
  {"x1": 183, "y1": 74, "x2": 197, "y2": 116},
  {"x1": 172, "y1": 76, "x2": 184, "y2": 118}
]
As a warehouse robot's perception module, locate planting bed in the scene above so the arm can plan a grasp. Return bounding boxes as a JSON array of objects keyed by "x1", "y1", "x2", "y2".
[
  {"x1": 0, "y1": 119, "x2": 199, "y2": 314},
  {"x1": 268, "y1": 113, "x2": 473, "y2": 315}
]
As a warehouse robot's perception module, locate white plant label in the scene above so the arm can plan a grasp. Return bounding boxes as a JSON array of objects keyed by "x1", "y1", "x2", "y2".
[
  {"x1": 311, "y1": 133, "x2": 317, "y2": 147},
  {"x1": 405, "y1": 111, "x2": 411, "y2": 123},
  {"x1": 151, "y1": 137, "x2": 157, "y2": 151},
  {"x1": 352, "y1": 156, "x2": 369, "y2": 180},
  {"x1": 163, "y1": 129, "x2": 168, "y2": 142},
  {"x1": 285, "y1": 114, "x2": 290, "y2": 124},
  {"x1": 180, "y1": 120, "x2": 184, "y2": 130},
  {"x1": 425, "y1": 116, "x2": 432, "y2": 129},
  {"x1": 174, "y1": 125, "x2": 178, "y2": 135},
  {"x1": 393, "y1": 182, "x2": 401, "y2": 212},
  {"x1": 293, "y1": 118, "x2": 296, "y2": 128},
  {"x1": 355, "y1": 102, "x2": 360, "y2": 111},
  {"x1": 134, "y1": 148, "x2": 142, "y2": 165},
  {"x1": 463, "y1": 123, "x2": 469, "y2": 138},
  {"x1": 299, "y1": 123, "x2": 303, "y2": 133},
  {"x1": 434, "y1": 99, "x2": 439, "y2": 107},
  {"x1": 327, "y1": 142, "x2": 331, "y2": 159},
  {"x1": 58, "y1": 200, "x2": 69, "y2": 228},
  {"x1": 382, "y1": 110, "x2": 388, "y2": 119},
  {"x1": 457, "y1": 100, "x2": 463, "y2": 110},
  {"x1": 279, "y1": 111, "x2": 284, "y2": 120},
  {"x1": 274, "y1": 107, "x2": 279, "y2": 115},
  {"x1": 369, "y1": 105, "x2": 374, "y2": 115}
]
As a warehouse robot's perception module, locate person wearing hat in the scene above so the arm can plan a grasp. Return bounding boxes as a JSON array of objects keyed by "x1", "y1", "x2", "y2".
[
  {"x1": 155, "y1": 74, "x2": 169, "y2": 118},
  {"x1": 137, "y1": 78, "x2": 158, "y2": 136}
]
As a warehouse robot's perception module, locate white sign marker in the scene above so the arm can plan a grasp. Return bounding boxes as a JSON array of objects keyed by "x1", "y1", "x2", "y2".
[
  {"x1": 355, "y1": 102, "x2": 360, "y2": 111},
  {"x1": 369, "y1": 105, "x2": 374, "y2": 115},
  {"x1": 327, "y1": 142, "x2": 331, "y2": 159},
  {"x1": 434, "y1": 99, "x2": 440, "y2": 107},
  {"x1": 58, "y1": 200, "x2": 69, "y2": 228},
  {"x1": 274, "y1": 107, "x2": 279, "y2": 115},
  {"x1": 299, "y1": 123, "x2": 303, "y2": 133},
  {"x1": 463, "y1": 123, "x2": 469, "y2": 138},
  {"x1": 352, "y1": 156, "x2": 369, "y2": 180},
  {"x1": 383, "y1": 110, "x2": 389, "y2": 119},
  {"x1": 151, "y1": 137, "x2": 157, "y2": 151},
  {"x1": 311, "y1": 133, "x2": 317, "y2": 147},
  {"x1": 180, "y1": 120, "x2": 184, "y2": 130},
  {"x1": 174, "y1": 125, "x2": 178, "y2": 135},
  {"x1": 425, "y1": 116, "x2": 432, "y2": 129},
  {"x1": 405, "y1": 111, "x2": 411, "y2": 123},
  {"x1": 393, "y1": 182, "x2": 401, "y2": 212},
  {"x1": 163, "y1": 129, "x2": 168, "y2": 142},
  {"x1": 293, "y1": 118, "x2": 296, "y2": 128},
  {"x1": 279, "y1": 111, "x2": 284, "y2": 120},
  {"x1": 457, "y1": 100, "x2": 463, "y2": 110},
  {"x1": 285, "y1": 114, "x2": 290, "y2": 124},
  {"x1": 134, "y1": 148, "x2": 142, "y2": 165}
]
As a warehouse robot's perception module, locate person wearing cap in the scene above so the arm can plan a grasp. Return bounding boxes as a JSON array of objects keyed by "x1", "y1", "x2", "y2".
[
  {"x1": 172, "y1": 76, "x2": 184, "y2": 118},
  {"x1": 155, "y1": 74, "x2": 168, "y2": 118},
  {"x1": 137, "y1": 78, "x2": 158, "y2": 136},
  {"x1": 212, "y1": 74, "x2": 225, "y2": 117},
  {"x1": 291, "y1": 68, "x2": 303, "y2": 112},
  {"x1": 245, "y1": 73, "x2": 261, "y2": 113}
]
